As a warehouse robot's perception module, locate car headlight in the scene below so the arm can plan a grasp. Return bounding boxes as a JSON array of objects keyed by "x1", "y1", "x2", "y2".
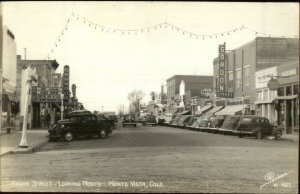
[{"x1": 60, "y1": 124, "x2": 65, "y2": 128}]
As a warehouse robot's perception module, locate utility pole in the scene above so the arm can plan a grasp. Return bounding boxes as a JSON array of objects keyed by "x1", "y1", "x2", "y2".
[
  {"x1": 24, "y1": 48, "x2": 27, "y2": 60},
  {"x1": 60, "y1": 94, "x2": 64, "y2": 120},
  {"x1": 0, "y1": 3, "x2": 3, "y2": 130}
]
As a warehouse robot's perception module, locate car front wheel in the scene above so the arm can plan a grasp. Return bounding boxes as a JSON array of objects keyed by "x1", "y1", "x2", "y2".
[
  {"x1": 64, "y1": 131, "x2": 74, "y2": 142},
  {"x1": 99, "y1": 129, "x2": 108, "y2": 139},
  {"x1": 275, "y1": 130, "x2": 282, "y2": 140},
  {"x1": 256, "y1": 129, "x2": 263, "y2": 139}
]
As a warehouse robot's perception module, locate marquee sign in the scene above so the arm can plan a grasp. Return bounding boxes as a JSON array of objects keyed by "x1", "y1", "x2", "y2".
[
  {"x1": 218, "y1": 44, "x2": 226, "y2": 92},
  {"x1": 216, "y1": 43, "x2": 234, "y2": 98},
  {"x1": 63, "y1": 65, "x2": 70, "y2": 104}
]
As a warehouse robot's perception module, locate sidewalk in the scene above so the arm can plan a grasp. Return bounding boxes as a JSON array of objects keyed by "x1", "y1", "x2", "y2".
[
  {"x1": 0, "y1": 128, "x2": 49, "y2": 157},
  {"x1": 281, "y1": 132, "x2": 299, "y2": 142}
]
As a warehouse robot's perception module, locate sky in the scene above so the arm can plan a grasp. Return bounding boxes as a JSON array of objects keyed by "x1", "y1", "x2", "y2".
[{"x1": 2, "y1": 2, "x2": 299, "y2": 113}]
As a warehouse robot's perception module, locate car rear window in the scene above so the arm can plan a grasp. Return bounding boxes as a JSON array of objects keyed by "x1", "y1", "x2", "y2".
[{"x1": 239, "y1": 117, "x2": 253, "y2": 124}]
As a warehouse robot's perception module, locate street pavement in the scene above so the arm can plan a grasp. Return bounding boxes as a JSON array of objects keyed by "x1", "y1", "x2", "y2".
[{"x1": 0, "y1": 123, "x2": 298, "y2": 193}]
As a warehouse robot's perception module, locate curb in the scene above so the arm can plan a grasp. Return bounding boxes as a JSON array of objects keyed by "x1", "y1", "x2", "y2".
[{"x1": 1, "y1": 139, "x2": 49, "y2": 157}]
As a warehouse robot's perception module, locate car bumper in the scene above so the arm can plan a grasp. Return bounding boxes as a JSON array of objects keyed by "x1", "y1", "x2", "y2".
[
  {"x1": 218, "y1": 128, "x2": 233, "y2": 133},
  {"x1": 234, "y1": 130, "x2": 255, "y2": 135}
]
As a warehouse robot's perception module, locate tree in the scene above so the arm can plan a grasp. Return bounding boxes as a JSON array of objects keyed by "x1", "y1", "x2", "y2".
[{"x1": 127, "y1": 90, "x2": 145, "y2": 115}]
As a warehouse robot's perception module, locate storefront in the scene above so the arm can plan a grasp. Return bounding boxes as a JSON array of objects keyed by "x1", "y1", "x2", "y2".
[{"x1": 1, "y1": 92, "x2": 19, "y2": 129}]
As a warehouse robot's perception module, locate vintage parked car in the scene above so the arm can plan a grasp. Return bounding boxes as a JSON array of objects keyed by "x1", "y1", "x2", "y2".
[
  {"x1": 48, "y1": 110, "x2": 114, "y2": 142},
  {"x1": 170, "y1": 115, "x2": 183, "y2": 127},
  {"x1": 218, "y1": 115, "x2": 241, "y2": 135},
  {"x1": 177, "y1": 115, "x2": 193, "y2": 128},
  {"x1": 209, "y1": 115, "x2": 228, "y2": 128},
  {"x1": 142, "y1": 115, "x2": 157, "y2": 126},
  {"x1": 195, "y1": 116, "x2": 211, "y2": 132},
  {"x1": 122, "y1": 114, "x2": 137, "y2": 127},
  {"x1": 136, "y1": 116, "x2": 145, "y2": 123},
  {"x1": 234, "y1": 116, "x2": 283, "y2": 140}
]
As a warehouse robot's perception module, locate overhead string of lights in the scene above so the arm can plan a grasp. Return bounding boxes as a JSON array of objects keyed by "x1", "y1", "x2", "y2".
[{"x1": 45, "y1": 12, "x2": 294, "y2": 60}]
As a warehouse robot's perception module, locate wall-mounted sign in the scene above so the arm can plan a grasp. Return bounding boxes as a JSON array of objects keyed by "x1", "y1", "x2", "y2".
[
  {"x1": 63, "y1": 65, "x2": 70, "y2": 104},
  {"x1": 218, "y1": 44, "x2": 226, "y2": 93},
  {"x1": 216, "y1": 91, "x2": 234, "y2": 98}
]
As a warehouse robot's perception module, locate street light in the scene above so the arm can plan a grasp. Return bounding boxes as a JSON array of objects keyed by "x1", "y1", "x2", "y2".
[
  {"x1": 19, "y1": 65, "x2": 37, "y2": 148},
  {"x1": 61, "y1": 93, "x2": 64, "y2": 120},
  {"x1": 19, "y1": 76, "x2": 32, "y2": 148}
]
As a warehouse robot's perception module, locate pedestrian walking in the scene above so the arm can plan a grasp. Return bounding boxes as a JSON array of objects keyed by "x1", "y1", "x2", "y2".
[{"x1": 46, "y1": 114, "x2": 51, "y2": 128}]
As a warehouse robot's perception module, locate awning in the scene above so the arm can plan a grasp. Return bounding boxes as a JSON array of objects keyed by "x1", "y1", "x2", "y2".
[
  {"x1": 254, "y1": 100, "x2": 273, "y2": 104},
  {"x1": 180, "y1": 110, "x2": 191, "y2": 115},
  {"x1": 215, "y1": 104, "x2": 244, "y2": 116},
  {"x1": 195, "y1": 105, "x2": 213, "y2": 115},
  {"x1": 205, "y1": 106, "x2": 224, "y2": 117},
  {"x1": 275, "y1": 95, "x2": 298, "y2": 100}
]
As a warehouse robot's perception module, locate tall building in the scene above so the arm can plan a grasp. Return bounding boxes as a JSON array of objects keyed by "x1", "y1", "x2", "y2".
[
  {"x1": 1, "y1": 25, "x2": 18, "y2": 129},
  {"x1": 166, "y1": 75, "x2": 213, "y2": 109},
  {"x1": 213, "y1": 37, "x2": 299, "y2": 115}
]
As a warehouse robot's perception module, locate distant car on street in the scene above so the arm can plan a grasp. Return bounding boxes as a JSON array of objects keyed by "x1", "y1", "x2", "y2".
[
  {"x1": 142, "y1": 115, "x2": 157, "y2": 126},
  {"x1": 48, "y1": 110, "x2": 114, "y2": 142},
  {"x1": 122, "y1": 114, "x2": 137, "y2": 127},
  {"x1": 234, "y1": 116, "x2": 283, "y2": 140}
]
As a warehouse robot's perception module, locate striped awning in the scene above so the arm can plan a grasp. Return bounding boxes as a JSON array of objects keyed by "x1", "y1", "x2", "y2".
[
  {"x1": 205, "y1": 106, "x2": 224, "y2": 117},
  {"x1": 195, "y1": 105, "x2": 213, "y2": 115}
]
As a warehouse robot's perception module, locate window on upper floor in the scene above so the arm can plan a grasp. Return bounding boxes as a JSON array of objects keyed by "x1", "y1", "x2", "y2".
[
  {"x1": 244, "y1": 67, "x2": 250, "y2": 85},
  {"x1": 286, "y1": 86, "x2": 292, "y2": 96},
  {"x1": 293, "y1": 84, "x2": 299, "y2": 95},
  {"x1": 278, "y1": 87, "x2": 284, "y2": 96},
  {"x1": 263, "y1": 89, "x2": 268, "y2": 100},
  {"x1": 256, "y1": 91, "x2": 262, "y2": 101},
  {"x1": 235, "y1": 69, "x2": 241, "y2": 87}
]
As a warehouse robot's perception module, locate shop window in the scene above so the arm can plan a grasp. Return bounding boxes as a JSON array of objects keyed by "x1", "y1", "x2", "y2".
[{"x1": 278, "y1": 87, "x2": 284, "y2": 96}]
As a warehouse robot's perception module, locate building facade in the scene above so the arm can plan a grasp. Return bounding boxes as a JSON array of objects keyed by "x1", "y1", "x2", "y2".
[
  {"x1": 166, "y1": 75, "x2": 213, "y2": 109},
  {"x1": 1, "y1": 25, "x2": 18, "y2": 129},
  {"x1": 213, "y1": 37, "x2": 299, "y2": 115},
  {"x1": 16, "y1": 56, "x2": 61, "y2": 128},
  {"x1": 276, "y1": 60, "x2": 299, "y2": 133}
]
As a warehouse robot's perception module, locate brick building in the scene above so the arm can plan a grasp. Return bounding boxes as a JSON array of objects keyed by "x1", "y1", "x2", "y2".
[
  {"x1": 213, "y1": 37, "x2": 299, "y2": 115},
  {"x1": 166, "y1": 75, "x2": 213, "y2": 109}
]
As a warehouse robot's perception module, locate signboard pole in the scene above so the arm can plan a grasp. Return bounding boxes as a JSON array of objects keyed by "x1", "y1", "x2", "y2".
[{"x1": 61, "y1": 94, "x2": 64, "y2": 120}]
